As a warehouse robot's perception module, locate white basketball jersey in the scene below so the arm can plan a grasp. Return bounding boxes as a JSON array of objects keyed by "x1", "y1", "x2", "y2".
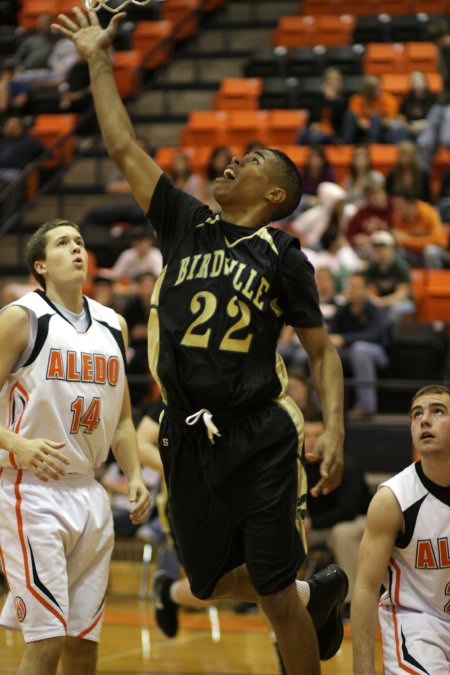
[
  {"x1": 379, "y1": 462, "x2": 450, "y2": 622},
  {"x1": 0, "y1": 291, "x2": 126, "y2": 474}
]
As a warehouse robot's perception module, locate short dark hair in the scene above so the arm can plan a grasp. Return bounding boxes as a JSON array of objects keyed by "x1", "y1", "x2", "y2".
[
  {"x1": 411, "y1": 385, "x2": 450, "y2": 410},
  {"x1": 27, "y1": 218, "x2": 81, "y2": 289},
  {"x1": 268, "y1": 148, "x2": 303, "y2": 222}
]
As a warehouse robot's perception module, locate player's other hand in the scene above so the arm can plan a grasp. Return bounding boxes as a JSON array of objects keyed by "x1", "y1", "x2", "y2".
[
  {"x1": 128, "y1": 479, "x2": 152, "y2": 524},
  {"x1": 305, "y1": 429, "x2": 344, "y2": 497},
  {"x1": 52, "y1": 6, "x2": 125, "y2": 61},
  {"x1": 13, "y1": 437, "x2": 69, "y2": 481}
]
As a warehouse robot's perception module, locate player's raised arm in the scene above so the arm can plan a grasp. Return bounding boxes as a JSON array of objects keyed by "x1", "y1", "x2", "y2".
[{"x1": 52, "y1": 6, "x2": 162, "y2": 213}]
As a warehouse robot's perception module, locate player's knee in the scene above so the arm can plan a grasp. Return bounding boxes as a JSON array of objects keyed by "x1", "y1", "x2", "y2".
[{"x1": 24, "y1": 635, "x2": 65, "y2": 663}]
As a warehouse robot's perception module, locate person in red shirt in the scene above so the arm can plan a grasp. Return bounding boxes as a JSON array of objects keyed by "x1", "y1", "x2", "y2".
[{"x1": 346, "y1": 180, "x2": 394, "y2": 259}]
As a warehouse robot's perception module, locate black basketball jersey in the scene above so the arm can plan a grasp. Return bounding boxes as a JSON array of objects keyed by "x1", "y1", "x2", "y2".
[{"x1": 147, "y1": 174, "x2": 323, "y2": 412}]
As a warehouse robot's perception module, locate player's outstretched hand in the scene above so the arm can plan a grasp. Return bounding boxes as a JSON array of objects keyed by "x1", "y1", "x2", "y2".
[
  {"x1": 52, "y1": 6, "x2": 125, "y2": 61},
  {"x1": 305, "y1": 429, "x2": 344, "y2": 497},
  {"x1": 13, "y1": 437, "x2": 69, "y2": 481},
  {"x1": 128, "y1": 478, "x2": 152, "y2": 525}
]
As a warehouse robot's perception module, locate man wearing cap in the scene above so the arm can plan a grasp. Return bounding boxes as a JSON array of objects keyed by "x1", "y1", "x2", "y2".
[{"x1": 365, "y1": 230, "x2": 415, "y2": 328}]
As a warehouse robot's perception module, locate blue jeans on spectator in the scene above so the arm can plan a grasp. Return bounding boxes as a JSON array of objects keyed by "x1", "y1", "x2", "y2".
[
  {"x1": 341, "y1": 110, "x2": 408, "y2": 144},
  {"x1": 417, "y1": 104, "x2": 450, "y2": 169},
  {"x1": 339, "y1": 340, "x2": 388, "y2": 414}
]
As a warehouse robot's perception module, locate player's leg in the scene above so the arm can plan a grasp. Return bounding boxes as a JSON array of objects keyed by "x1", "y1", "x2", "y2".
[
  {"x1": 16, "y1": 637, "x2": 65, "y2": 675},
  {"x1": 258, "y1": 582, "x2": 320, "y2": 675},
  {"x1": 60, "y1": 636, "x2": 98, "y2": 675}
]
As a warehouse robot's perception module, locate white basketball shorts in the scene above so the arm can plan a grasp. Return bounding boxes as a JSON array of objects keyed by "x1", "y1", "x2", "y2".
[{"x1": 0, "y1": 469, "x2": 114, "y2": 643}]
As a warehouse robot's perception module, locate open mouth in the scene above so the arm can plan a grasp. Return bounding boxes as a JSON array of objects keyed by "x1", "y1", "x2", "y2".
[
  {"x1": 223, "y1": 167, "x2": 236, "y2": 180},
  {"x1": 420, "y1": 432, "x2": 434, "y2": 440}
]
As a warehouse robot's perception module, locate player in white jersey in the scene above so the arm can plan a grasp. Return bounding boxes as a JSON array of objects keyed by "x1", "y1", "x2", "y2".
[
  {"x1": 0, "y1": 218, "x2": 151, "y2": 675},
  {"x1": 351, "y1": 384, "x2": 450, "y2": 675}
]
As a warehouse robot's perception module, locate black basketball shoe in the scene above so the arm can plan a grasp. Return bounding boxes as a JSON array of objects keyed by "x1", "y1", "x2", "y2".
[{"x1": 152, "y1": 571, "x2": 179, "y2": 638}]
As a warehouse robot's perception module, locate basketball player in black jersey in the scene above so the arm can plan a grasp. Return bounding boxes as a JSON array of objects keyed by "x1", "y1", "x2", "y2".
[{"x1": 54, "y1": 9, "x2": 347, "y2": 674}]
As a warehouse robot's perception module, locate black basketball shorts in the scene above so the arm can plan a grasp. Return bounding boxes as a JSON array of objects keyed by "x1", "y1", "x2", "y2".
[{"x1": 158, "y1": 397, "x2": 307, "y2": 600}]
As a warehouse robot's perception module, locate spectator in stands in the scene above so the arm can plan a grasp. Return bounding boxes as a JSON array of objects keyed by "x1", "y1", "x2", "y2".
[
  {"x1": 0, "y1": 60, "x2": 29, "y2": 119},
  {"x1": 297, "y1": 67, "x2": 347, "y2": 146},
  {"x1": 329, "y1": 272, "x2": 389, "y2": 419},
  {"x1": 342, "y1": 75, "x2": 407, "y2": 145},
  {"x1": 346, "y1": 180, "x2": 394, "y2": 259},
  {"x1": 0, "y1": 115, "x2": 45, "y2": 219},
  {"x1": 398, "y1": 70, "x2": 437, "y2": 142},
  {"x1": 385, "y1": 140, "x2": 432, "y2": 204},
  {"x1": 203, "y1": 144, "x2": 232, "y2": 210},
  {"x1": 417, "y1": 18, "x2": 450, "y2": 168},
  {"x1": 291, "y1": 181, "x2": 347, "y2": 248},
  {"x1": 80, "y1": 136, "x2": 152, "y2": 234},
  {"x1": 391, "y1": 188, "x2": 448, "y2": 268},
  {"x1": 303, "y1": 413, "x2": 371, "y2": 619},
  {"x1": 0, "y1": 274, "x2": 39, "y2": 308},
  {"x1": 315, "y1": 265, "x2": 343, "y2": 324},
  {"x1": 365, "y1": 230, "x2": 415, "y2": 329},
  {"x1": 341, "y1": 144, "x2": 385, "y2": 221},
  {"x1": 286, "y1": 369, "x2": 321, "y2": 420},
  {"x1": 315, "y1": 227, "x2": 363, "y2": 292},
  {"x1": 300, "y1": 145, "x2": 337, "y2": 212},
  {"x1": 436, "y1": 164, "x2": 450, "y2": 224},
  {"x1": 167, "y1": 150, "x2": 203, "y2": 200},
  {"x1": 122, "y1": 272, "x2": 156, "y2": 406},
  {"x1": 88, "y1": 271, "x2": 123, "y2": 313},
  {"x1": 11, "y1": 12, "x2": 57, "y2": 76},
  {"x1": 111, "y1": 225, "x2": 162, "y2": 284},
  {"x1": 59, "y1": 58, "x2": 91, "y2": 115}
]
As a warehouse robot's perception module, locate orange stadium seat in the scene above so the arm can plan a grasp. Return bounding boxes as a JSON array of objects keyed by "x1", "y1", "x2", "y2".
[
  {"x1": 422, "y1": 270, "x2": 450, "y2": 323},
  {"x1": 380, "y1": 72, "x2": 442, "y2": 102},
  {"x1": 181, "y1": 111, "x2": 228, "y2": 146},
  {"x1": 275, "y1": 145, "x2": 309, "y2": 171},
  {"x1": 364, "y1": 43, "x2": 407, "y2": 76},
  {"x1": 18, "y1": 0, "x2": 59, "y2": 27},
  {"x1": 161, "y1": 0, "x2": 200, "y2": 42},
  {"x1": 377, "y1": 0, "x2": 412, "y2": 15},
  {"x1": 298, "y1": 0, "x2": 341, "y2": 15},
  {"x1": 341, "y1": 0, "x2": 379, "y2": 14},
  {"x1": 224, "y1": 110, "x2": 269, "y2": 146},
  {"x1": 213, "y1": 78, "x2": 263, "y2": 111},
  {"x1": 405, "y1": 43, "x2": 438, "y2": 74},
  {"x1": 202, "y1": 0, "x2": 226, "y2": 10},
  {"x1": 315, "y1": 15, "x2": 355, "y2": 47},
  {"x1": 409, "y1": 268, "x2": 427, "y2": 321},
  {"x1": 265, "y1": 110, "x2": 308, "y2": 146},
  {"x1": 369, "y1": 144, "x2": 398, "y2": 175},
  {"x1": 323, "y1": 145, "x2": 354, "y2": 183},
  {"x1": 112, "y1": 50, "x2": 143, "y2": 99},
  {"x1": 131, "y1": 20, "x2": 173, "y2": 70},
  {"x1": 30, "y1": 113, "x2": 77, "y2": 168},
  {"x1": 412, "y1": 0, "x2": 450, "y2": 13},
  {"x1": 272, "y1": 16, "x2": 317, "y2": 49}
]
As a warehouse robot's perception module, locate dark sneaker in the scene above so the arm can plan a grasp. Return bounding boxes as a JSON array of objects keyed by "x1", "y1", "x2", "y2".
[
  {"x1": 307, "y1": 564, "x2": 348, "y2": 660},
  {"x1": 152, "y1": 571, "x2": 179, "y2": 638}
]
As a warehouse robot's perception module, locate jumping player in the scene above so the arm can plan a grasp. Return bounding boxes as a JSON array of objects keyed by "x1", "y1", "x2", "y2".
[
  {"x1": 0, "y1": 219, "x2": 151, "y2": 675},
  {"x1": 352, "y1": 384, "x2": 450, "y2": 675},
  {"x1": 54, "y1": 9, "x2": 346, "y2": 674}
]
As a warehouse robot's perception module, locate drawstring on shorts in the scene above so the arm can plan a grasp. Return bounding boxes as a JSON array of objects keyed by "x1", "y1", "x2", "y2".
[{"x1": 185, "y1": 408, "x2": 221, "y2": 444}]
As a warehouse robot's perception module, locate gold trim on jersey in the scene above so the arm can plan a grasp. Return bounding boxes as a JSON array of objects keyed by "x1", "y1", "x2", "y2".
[
  {"x1": 224, "y1": 225, "x2": 279, "y2": 255},
  {"x1": 274, "y1": 392, "x2": 308, "y2": 553},
  {"x1": 147, "y1": 267, "x2": 168, "y2": 404},
  {"x1": 195, "y1": 214, "x2": 221, "y2": 229}
]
